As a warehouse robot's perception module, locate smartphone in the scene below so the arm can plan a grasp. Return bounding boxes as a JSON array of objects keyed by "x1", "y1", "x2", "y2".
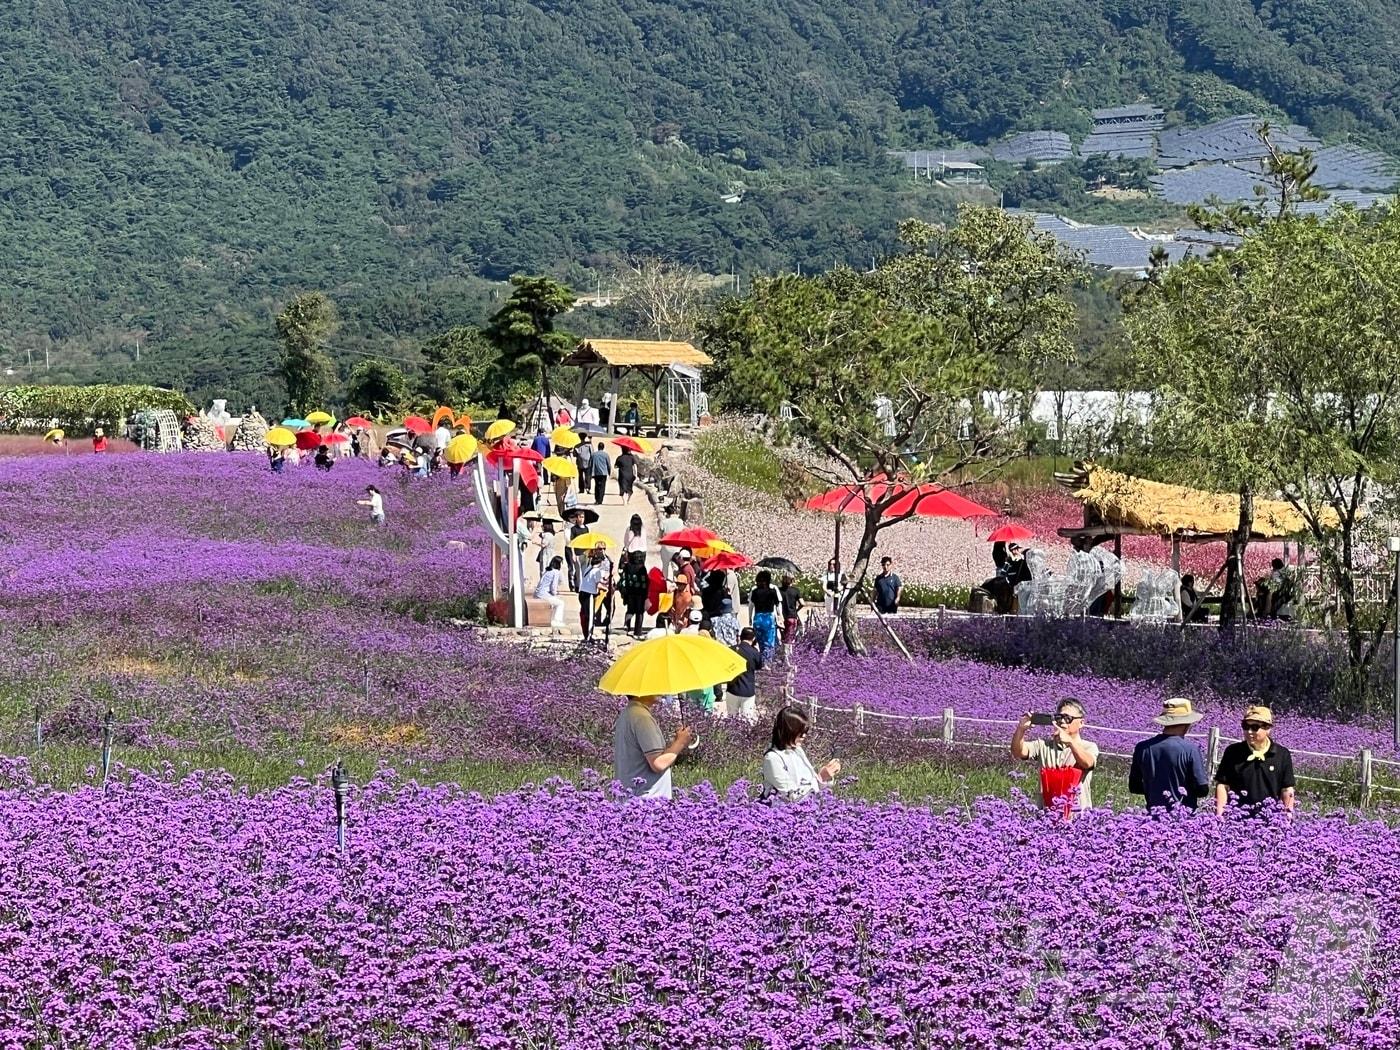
[{"x1": 1029, "y1": 712, "x2": 1055, "y2": 726}]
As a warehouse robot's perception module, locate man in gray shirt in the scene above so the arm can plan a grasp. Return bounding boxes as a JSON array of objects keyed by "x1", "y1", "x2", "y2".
[
  {"x1": 613, "y1": 695, "x2": 694, "y2": 799},
  {"x1": 589, "y1": 443, "x2": 612, "y2": 505}
]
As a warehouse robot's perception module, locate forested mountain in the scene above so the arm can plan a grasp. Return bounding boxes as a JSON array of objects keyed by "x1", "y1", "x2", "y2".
[{"x1": 2, "y1": 0, "x2": 1396, "y2": 405}]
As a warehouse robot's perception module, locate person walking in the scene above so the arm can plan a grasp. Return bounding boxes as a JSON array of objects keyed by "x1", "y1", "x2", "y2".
[
  {"x1": 622, "y1": 514, "x2": 647, "y2": 556},
  {"x1": 589, "y1": 441, "x2": 612, "y2": 505},
  {"x1": 761, "y1": 706, "x2": 840, "y2": 802},
  {"x1": 669, "y1": 577, "x2": 694, "y2": 633},
  {"x1": 725, "y1": 626, "x2": 764, "y2": 721},
  {"x1": 533, "y1": 556, "x2": 567, "y2": 627},
  {"x1": 749, "y1": 570, "x2": 781, "y2": 661},
  {"x1": 357, "y1": 485, "x2": 385, "y2": 526},
  {"x1": 1215, "y1": 705, "x2": 1296, "y2": 815},
  {"x1": 872, "y1": 556, "x2": 902, "y2": 615},
  {"x1": 1010, "y1": 698, "x2": 1099, "y2": 812},
  {"x1": 574, "y1": 438, "x2": 593, "y2": 489},
  {"x1": 672, "y1": 548, "x2": 698, "y2": 593},
  {"x1": 92, "y1": 428, "x2": 109, "y2": 453},
  {"x1": 1129, "y1": 698, "x2": 1211, "y2": 811},
  {"x1": 565, "y1": 509, "x2": 589, "y2": 591},
  {"x1": 578, "y1": 543, "x2": 612, "y2": 643},
  {"x1": 612, "y1": 695, "x2": 693, "y2": 800},
  {"x1": 616, "y1": 447, "x2": 638, "y2": 503},
  {"x1": 618, "y1": 550, "x2": 650, "y2": 637}
]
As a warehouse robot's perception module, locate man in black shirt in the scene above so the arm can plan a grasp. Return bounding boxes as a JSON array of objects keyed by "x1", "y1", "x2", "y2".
[
  {"x1": 872, "y1": 557, "x2": 902, "y2": 615},
  {"x1": 725, "y1": 627, "x2": 764, "y2": 722},
  {"x1": 1214, "y1": 705, "x2": 1296, "y2": 814}
]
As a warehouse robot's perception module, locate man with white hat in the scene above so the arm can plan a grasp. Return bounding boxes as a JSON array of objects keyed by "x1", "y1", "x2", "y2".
[
  {"x1": 1215, "y1": 705, "x2": 1295, "y2": 815},
  {"x1": 1128, "y1": 697, "x2": 1211, "y2": 811}
]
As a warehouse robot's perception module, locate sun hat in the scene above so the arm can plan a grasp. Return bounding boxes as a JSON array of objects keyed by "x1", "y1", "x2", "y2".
[
  {"x1": 1242, "y1": 705, "x2": 1274, "y2": 726},
  {"x1": 719, "y1": 597, "x2": 734, "y2": 612},
  {"x1": 688, "y1": 609, "x2": 703, "y2": 624},
  {"x1": 1154, "y1": 697, "x2": 1204, "y2": 726}
]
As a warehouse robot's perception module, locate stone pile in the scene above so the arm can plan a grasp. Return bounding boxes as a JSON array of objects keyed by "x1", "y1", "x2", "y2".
[
  {"x1": 182, "y1": 415, "x2": 226, "y2": 452},
  {"x1": 231, "y1": 412, "x2": 270, "y2": 452}
]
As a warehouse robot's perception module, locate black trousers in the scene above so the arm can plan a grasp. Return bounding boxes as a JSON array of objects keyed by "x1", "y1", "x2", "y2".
[{"x1": 593, "y1": 475, "x2": 607, "y2": 503}]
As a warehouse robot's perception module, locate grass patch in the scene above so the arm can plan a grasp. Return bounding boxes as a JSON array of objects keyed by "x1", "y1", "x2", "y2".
[{"x1": 692, "y1": 426, "x2": 789, "y2": 496}]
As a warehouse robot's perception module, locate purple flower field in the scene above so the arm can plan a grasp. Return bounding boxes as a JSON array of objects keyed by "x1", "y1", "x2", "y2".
[
  {"x1": 794, "y1": 653, "x2": 1400, "y2": 766},
  {"x1": 0, "y1": 453, "x2": 490, "y2": 605},
  {"x1": 0, "y1": 769, "x2": 1395, "y2": 1049}
]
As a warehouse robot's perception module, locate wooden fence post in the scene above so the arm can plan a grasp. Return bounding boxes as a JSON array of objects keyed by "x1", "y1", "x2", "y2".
[
  {"x1": 1206, "y1": 726, "x2": 1221, "y2": 772},
  {"x1": 938, "y1": 604, "x2": 946, "y2": 628},
  {"x1": 807, "y1": 695, "x2": 817, "y2": 727},
  {"x1": 855, "y1": 704, "x2": 865, "y2": 736},
  {"x1": 942, "y1": 707, "x2": 954, "y2": 745},
  {"x1": 1360, "y1": 748, "x2": 1374, "y2": 807}
]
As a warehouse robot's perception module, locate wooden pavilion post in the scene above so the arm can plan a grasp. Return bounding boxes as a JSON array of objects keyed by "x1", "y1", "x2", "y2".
[
  {"x1": 606, "y1": 365, "x2": 622, "y2": 434},
  {"x1": 1113, "y1": 534, "x2": 1123, "y2": 618}
]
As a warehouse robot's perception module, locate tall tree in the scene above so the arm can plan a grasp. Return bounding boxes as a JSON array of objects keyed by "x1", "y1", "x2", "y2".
[
  {"x1": 705, "y1": 205, "x2": 1080, "y2": 653},
  {"x1": 615, "y1": 255, "x2": 708, "y2": 341},
  {"x1": 345, "y1": 359, "x2": 409, "y2": 417},
  {"x1": 484, "y1": 276, "x2": 575, "y2": 420},
  {"x1": 275, "y1": 292, "x2": 338, "y2": 416},
  {"x1": 419, "y1": 326, "x2": 501, "y2": 407},
  {"x1": 1128, "y1": 127, "x2": 1326, "y2": 630},
  {"x1": 1130, "y1": 202, "x2": 1400, "y2": 698}
]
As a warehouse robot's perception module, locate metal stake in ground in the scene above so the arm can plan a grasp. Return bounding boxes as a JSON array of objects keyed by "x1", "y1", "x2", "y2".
[
  {"x1": 362, "y1": 657, "x2": 371, "y2": 707},
  {"x1": 100, "y1": 708, "x2": 115, "y2": 788},
  {"x1": 332, "y1": 761, "x2": 349, "y2": 856}
]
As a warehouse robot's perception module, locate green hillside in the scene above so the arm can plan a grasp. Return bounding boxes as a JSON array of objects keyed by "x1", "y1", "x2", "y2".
[{"x1": 1, "y1": 0, "x2": 1396, "y2": 405}]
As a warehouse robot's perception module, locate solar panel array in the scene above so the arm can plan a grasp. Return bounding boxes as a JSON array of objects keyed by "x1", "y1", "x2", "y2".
[
  {"x1": 1156, "y1": 116, "x2": 1320, "y2": 168},
  {"x1": 1151, "y1": 164, "x2": 1267, "y2": 204},
  {"x1": 1079, "y1": 129, "x2": 1156, "y2": 159},
  {"x1": 1017, "y1": 211, "x2": 1210, "y2": 271},
  {"x1": 1091, "y1": 104, "x2": 1165, "y2": 123},
  {"x1": 1310, "y1": 145, "x2": 1398, "y2": 190},
  {"x1": 990, "y1": 131, "x2": 1074, "y2": 164}
]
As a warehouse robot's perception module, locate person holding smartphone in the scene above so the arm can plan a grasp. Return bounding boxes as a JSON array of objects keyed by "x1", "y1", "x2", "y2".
[{"x1": 1010, "y1": 698, "x2": 1099, "y2": 811}]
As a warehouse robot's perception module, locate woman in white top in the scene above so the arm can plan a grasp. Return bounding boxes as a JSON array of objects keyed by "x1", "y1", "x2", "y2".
[
  {"x1": 761, "y1": 706, "x2": 840, "y2": 803},
  {"x1": 622, "y1": 513, "x2": 647, "y2": 555},
  {"x1": 535, "y1": 521, "x2": 560, "y2": 583},
  {"x1": 534, "y1": 556, "x2": 566, "y2": 627},
  {"x1": 357, "y1": 485, "x2": 385, "y2": 525}
]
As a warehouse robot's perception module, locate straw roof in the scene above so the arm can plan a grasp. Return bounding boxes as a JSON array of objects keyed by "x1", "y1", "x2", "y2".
[
  {"x1": 563, "y1": 339, "x2": 712, "y2": 369},
  {"x1": 1071, "y1": 465, "x2": 1339, "y2": 539}
]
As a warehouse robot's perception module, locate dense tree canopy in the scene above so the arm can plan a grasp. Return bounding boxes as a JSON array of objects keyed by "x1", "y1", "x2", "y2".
[{"x1": 1, "y1": 0, "x2": 1396, "y2": 402}]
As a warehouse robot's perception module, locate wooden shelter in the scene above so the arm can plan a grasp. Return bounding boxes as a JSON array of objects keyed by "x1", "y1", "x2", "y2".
[{"x1": 561, "y1": 339, "x2": 712, "y2": 434}]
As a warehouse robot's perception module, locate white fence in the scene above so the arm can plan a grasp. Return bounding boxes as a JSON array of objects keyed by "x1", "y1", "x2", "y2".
[{"x1": 799, "y1": 696, "x2": 1400, "y2": 806}]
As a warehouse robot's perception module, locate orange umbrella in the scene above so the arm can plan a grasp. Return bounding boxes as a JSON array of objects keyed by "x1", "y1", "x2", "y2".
[{"x1": 432, "y1": 406, "x2": 455, "y2": 428}]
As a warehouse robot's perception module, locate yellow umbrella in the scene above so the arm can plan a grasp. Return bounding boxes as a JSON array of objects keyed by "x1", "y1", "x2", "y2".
[
  {"x1": 484, "y1": 419, "x2": 515, "y2": 442},
  {"x1": 657, "y1": 592, "x2": 674, "y2": 614},
  {"x1": 266, "y1": 427, "x2": 296, "y2": 448},
  {"x1": 43, "y1": 428, "x2": 65, "y2": 443},
  {"x1": 444, "y1": 434, "x2": 479, "y2": 465},
  {"x1": 542, "y1": 455, "x2": 578, "y2": 479},
  {"x1": 698, "y1": 540, "x2": 737, "y2": 557},
  {"x1": 567, "y1": 531, "x2": 616, "y2": 550},
  {"x1": 550, "y1": 427, "x2": 580, "y2": 450},
  {"x1": 598, "y1": 633, "x2": 748, "y2": 696},
  {"x1": 306, "y1": 411, "x2": 335, "y2": 426}
]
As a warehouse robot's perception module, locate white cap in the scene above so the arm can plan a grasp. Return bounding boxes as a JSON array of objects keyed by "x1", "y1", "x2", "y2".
[{"x1": 581, "y1": 399, "x2": 590, "y2": 407}]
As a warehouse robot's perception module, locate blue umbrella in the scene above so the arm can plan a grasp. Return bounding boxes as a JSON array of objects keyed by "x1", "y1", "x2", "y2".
[{"x1": 282, "y1": 418, "x2": 311, "y2": 429}]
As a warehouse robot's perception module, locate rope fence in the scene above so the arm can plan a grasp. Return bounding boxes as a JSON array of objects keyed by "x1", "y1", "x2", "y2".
[{"x1": 803, "y1": 695, "x2": 1400, "y2": 806}]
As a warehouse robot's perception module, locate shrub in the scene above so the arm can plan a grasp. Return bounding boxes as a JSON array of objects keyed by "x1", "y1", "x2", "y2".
[{"x1": 0, "y1": 384, "x2": 194, "y2": 432}]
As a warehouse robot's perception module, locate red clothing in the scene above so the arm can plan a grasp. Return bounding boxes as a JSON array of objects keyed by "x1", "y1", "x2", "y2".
[
  {"x1": 92, "y1": 436, "x2": 108, "y2": 453},
  {"x1": 645, "y1": 568, "x2": 667, "y2": 615}
]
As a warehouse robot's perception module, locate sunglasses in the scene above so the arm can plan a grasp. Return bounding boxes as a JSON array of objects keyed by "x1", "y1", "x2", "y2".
[
  {"x1": 1242, "y1": 721, "x2": 1272, "y2": 732},
  {"x1": 1053, "y1": 713, "x2": 1080, "y2": 725}
]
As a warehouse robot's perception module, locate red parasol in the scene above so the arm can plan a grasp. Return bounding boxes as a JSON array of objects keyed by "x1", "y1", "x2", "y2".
[
  {"x1": 987, "y1": 523, "x2": 1034, "y2": 543},
  {"x1": 294, "y1": 430, "x2": 322, "y2": 451},
  {"x1": 402, "y1": 416, "x2": 431, "y2": 435},
  {"x1": 487, "y1": 446, "x2": 543, "y2": 466},
  {"x1": 885, "y1": 486, "x2": 996, "y2": 519},
  {"x1": 612, "y1": 435, "x2": 650, "y2": 454},
  {"x1": 661, "y1": 527, "x2": 721, "y2": 550},
  {"x1": 322, "y1": 432, "x2": 349, "y2": 445},
  {"x1": 344, "y1": 416, "x2": 372, "y2": 429},
  {"x1": 702, "y1": 551, "x2": 754, "y2": 572}
]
